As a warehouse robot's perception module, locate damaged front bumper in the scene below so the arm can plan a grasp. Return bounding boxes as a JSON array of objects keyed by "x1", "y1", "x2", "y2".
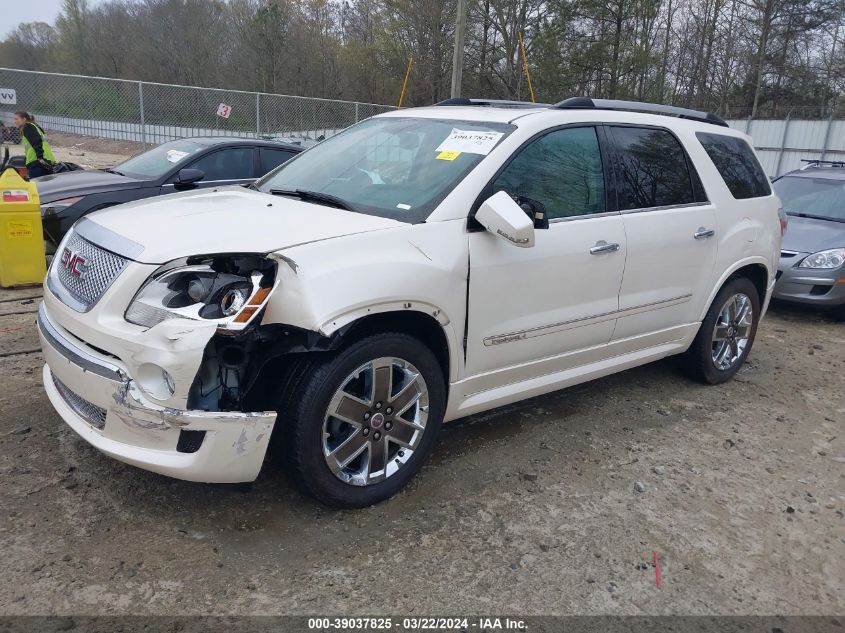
[{"x1": 37, "y1": 303, "x2": 276, "y2": 483}]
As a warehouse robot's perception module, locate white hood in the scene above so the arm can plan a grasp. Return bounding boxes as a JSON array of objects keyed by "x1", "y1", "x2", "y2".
[{"x1": 82, "y1": 187, "x2": 406, "y2": 264}]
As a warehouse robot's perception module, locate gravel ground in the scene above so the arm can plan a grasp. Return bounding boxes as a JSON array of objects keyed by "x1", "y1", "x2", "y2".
[
  {"x1": 0, "y1": 287, "x2": 843, "y2": 616},
  {"x1": 3, "y1": 136, "x2": 132, "y2": 171}
]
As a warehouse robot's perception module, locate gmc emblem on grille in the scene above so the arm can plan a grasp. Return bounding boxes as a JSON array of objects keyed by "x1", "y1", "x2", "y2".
[{"x1": 60, "y1": 247, "x2": 90, "y2": 280}]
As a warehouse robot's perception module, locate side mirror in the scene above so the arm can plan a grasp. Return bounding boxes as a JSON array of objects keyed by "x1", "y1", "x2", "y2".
[
  {"x1": 475, "y1": 191, "x2": 535, "y2": 248},
  {"x1": 174, "y1": 168, "x2": 205, "y2": 188}
]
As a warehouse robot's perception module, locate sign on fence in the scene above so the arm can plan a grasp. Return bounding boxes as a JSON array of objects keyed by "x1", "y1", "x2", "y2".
[
  {"x1": 0, "y1": 88, "x2": 16, "y2": 105},
  {"x1": 216, "y1": 103, "x2": 232, "y2": 119}
]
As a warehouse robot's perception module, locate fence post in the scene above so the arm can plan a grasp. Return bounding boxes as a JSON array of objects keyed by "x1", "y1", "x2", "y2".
[
  {"x1": 355, "y1": 102, "x2": 359, "y2": 123},
  {"x1": 138, "y1": 81, "x2": 147, "y2": 148},
  {"x1": 774, "y1": 110, "x2": 791, "y2": 177},
  {"x1": 255, "y1": 92, "x2": 260, "y2": 137},
  {"x1": 819, "y1": 112, "x2": 834, "y2": 161}
]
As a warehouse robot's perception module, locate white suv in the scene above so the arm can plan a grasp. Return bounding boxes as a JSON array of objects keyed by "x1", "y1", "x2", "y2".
[{"x1": 38, "y1": 98, "x2": 783, "y2": 507}]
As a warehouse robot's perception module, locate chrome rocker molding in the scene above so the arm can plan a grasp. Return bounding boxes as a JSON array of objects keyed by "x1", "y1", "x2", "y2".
[{"x1": 484, "y1": 294, "x2": 693, "y2": 346}]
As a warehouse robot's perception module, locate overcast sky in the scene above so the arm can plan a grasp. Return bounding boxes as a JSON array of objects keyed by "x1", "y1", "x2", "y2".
[{"x1": 2, "y1": 0, "x2": 104, "y2": 38}]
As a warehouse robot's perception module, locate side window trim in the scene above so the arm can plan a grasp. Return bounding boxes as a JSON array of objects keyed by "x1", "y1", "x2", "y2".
[
  {"x1": 605, "y1": 123, "x2": 710, "y2": 213},
  {"x1": 468, "y1": 122, "x2": 617, "y2": 228}
]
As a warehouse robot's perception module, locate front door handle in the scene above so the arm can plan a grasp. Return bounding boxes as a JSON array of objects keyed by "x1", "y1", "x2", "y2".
[
  {"x1": 590, "y1": 240, "x2": 621, "y2": 254},
  {"x1": 694, "y1": 228, "x2": 715, "y2": 240}
]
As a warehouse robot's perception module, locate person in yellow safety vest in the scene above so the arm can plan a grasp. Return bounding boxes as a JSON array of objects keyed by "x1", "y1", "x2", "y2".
[{"x1": 14, "y1": 110, "x2": 56, "y2": 178}]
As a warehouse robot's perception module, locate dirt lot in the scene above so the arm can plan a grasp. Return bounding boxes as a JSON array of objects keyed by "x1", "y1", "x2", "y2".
[
  {"x1": 0, "y1": 286, "x2": 843, "y2": 616},
  {"x1": 3, "y1": 133, "x2": 134, "y2": 170}
]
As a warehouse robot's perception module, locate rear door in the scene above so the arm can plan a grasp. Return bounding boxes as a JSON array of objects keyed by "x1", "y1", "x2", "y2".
[
  {"x1": 606, "y1": 125, "x2": 718, "y2": 342},
  {"x1": 466, "y1": 125, "x2": 627, "y2": 378}
]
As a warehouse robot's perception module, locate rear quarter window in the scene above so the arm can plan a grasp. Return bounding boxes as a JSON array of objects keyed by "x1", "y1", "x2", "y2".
[{"x1": 696, "y1": 132, "x2": 771, "y2": 199}]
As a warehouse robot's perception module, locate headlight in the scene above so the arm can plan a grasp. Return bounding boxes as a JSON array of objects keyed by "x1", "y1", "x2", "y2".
[
  {"x1": 125, "y1": 254, "x2": 276, "y2": 332},
  {"x1": 798, "y1": 248, "x2": 845, "y2": 269}
]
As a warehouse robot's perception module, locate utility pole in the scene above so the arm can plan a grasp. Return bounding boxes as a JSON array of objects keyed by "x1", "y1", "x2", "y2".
[{"x1": 450, "y1": 0, "x2": 467, "y2": 98}]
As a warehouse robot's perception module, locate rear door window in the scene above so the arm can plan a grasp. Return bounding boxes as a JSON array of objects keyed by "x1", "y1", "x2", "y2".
[
  {"x1": 609, "y1": 126, "x2": 704, "y2": 210},
  {"x1": 696, "y1": 132, "x2": 771, "y2": 199},
  {"x1": 259, "y1": 148, "x2": 298, "y2": 175}
]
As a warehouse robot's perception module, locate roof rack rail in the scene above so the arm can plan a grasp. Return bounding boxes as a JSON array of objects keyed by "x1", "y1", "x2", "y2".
[
  {"x1": 435, "y1": 97, "x2": 548, "y2": 109},
  {"x1": 800, "y1": 159, "x2": 845, "y2": 169},
  {"x1": 551, "y1": 97, "x2": 729, "y2": 127}
]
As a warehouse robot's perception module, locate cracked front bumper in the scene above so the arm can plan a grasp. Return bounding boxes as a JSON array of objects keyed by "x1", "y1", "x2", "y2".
[{"x1": 38, "y1": 303, "x2": 276, "y2": 483}]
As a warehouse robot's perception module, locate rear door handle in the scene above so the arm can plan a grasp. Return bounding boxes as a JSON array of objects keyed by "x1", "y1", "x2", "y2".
[
  {"x1": 694, "y1": 228, "x2": 715, "y2": 240},
  {"x1": 590, "y1": 240, "x2": 620, "y2": 254}
]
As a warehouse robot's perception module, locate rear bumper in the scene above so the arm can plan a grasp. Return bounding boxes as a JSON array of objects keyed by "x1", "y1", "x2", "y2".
[
  {"x1": 38, "y1": 302, "x2": 276, "y2": 483},
  {"x1": 772, "y1": 257, "x2": 845, "y2": 307}
]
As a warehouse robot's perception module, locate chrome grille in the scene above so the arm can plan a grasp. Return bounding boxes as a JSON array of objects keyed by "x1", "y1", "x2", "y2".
[
  {"x1": 51, "y1": 373, "x2": 107, "y2": 430},
  {"x1": 52, "y1": 231, "x2": 128, "y2": 311}
]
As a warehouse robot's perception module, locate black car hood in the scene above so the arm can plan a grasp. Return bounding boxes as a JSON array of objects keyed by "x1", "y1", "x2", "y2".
[
  {"x1": 35, "y1": 169, "x2": 147, "y2": 203},
  {"x1": 782, "y1": 215, "x2": 845, "y2": 254}
]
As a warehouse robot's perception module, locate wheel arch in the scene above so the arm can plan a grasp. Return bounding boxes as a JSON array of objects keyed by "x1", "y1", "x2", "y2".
[
  {"x1": 339, "y1": 310, "x2": 453, "y2": 386},
  {"x1": 699, "y1": 258, "x2": 771, "y2": 321},
  {"x1": 241, "y1": 306, "x2": 459, "y2": 413}
]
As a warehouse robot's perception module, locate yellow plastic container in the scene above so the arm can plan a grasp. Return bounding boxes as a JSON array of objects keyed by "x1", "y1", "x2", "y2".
[{"x1": 0, "y1": 167, "x2": 46, "y2": 287}]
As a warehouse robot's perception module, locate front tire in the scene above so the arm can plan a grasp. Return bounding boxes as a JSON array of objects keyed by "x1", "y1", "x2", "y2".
[
  {"x1": 275, "y1": 333, "x2": 446, "y2": 508},
  {"x1": 683, "y1": 277, "x2": 760, "y2": 384}
]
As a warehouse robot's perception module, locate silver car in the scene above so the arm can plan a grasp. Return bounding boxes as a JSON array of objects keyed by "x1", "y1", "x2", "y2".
[{"x1": 772, "y1": 161, "x2": 845, "y2": 320}]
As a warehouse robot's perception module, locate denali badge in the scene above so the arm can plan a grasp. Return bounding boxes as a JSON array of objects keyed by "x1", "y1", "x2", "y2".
[{"x1": 60, "y1": 247, "x2": 90, "y2": 280}]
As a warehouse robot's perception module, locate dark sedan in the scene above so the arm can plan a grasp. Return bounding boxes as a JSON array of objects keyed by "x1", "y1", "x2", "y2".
[{"x1": 37, "y1": 137, "x2": 302, "y2": 251}]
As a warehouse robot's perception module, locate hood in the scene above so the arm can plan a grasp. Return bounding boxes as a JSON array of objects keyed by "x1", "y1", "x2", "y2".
[
  {"x1": 83, "y1": 186, "x2": 406, "y2": 264},
  {"x1": 782, "y1": 215, "x2": 845, "y2": 254},
  {"x1": 35, "y1": 169, "x2": 144, "y2": 203}
]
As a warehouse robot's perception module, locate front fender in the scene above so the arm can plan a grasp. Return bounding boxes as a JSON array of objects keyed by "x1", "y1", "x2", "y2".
[{"x1": 261, "y1": 220, "x2": 469, "y2": 380}]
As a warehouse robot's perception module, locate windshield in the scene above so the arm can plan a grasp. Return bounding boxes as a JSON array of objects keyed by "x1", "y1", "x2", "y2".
[
  {"x1": 116, "y1": 139, "x2": 205, "y2": 179},
  {"x1": 256, "y1": 117, "x2": 514, "y2": 222},
  {"x1": 773, "y1": 175, "x2": 845, "y2": 222}
]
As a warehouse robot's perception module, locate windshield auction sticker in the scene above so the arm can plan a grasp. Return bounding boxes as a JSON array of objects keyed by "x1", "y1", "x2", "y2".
[
  {"x1": 436, "y1": 128, "x2": 504, "y2": 155},
  {"x1": 166, "y1": 150, "x2": 190, "y2": 163}
]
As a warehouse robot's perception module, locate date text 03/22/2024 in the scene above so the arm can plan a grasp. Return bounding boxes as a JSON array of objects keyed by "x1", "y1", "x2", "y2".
[{"x1": 306, "y1": 617, "x2": 527, "y2": 631}]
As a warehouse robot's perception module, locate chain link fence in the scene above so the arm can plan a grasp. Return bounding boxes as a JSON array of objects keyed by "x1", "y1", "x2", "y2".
[{"x1": 0, "y1": 68, "x2": 395, "y2": 147}]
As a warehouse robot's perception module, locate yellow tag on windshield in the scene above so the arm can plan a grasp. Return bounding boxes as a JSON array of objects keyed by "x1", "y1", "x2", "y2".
[{"x1": 436, "y1": 150, "x2": 461, "y2": 161}]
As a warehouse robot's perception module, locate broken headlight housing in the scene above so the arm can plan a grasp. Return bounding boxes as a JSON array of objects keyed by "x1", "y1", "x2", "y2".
[{"x1": 125, "y1": 254, "x2": 276, "y2": 332}]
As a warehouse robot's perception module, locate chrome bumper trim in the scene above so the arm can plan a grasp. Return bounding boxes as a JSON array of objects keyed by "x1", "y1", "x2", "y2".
[{"x1": 37, "y1": 302, "x2": 124, "y2": 382}]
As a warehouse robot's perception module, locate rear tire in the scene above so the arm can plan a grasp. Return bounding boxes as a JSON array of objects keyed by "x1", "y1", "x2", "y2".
[
  {"x1": 683, "y1": 277, "x2": 760, "y2": 384},
  {"x1": 275, "y1": 333, "x2": 445, "y2": 508}
]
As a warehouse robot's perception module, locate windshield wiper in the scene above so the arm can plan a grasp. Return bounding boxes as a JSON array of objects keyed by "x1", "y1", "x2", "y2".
[
  {"x1": 102, "y1": 168, "x2": 125, "y2": 176},
  {"x1": 269, "y1": 188, "x2": 356, "y2": 211},
  {"x1": 787, "y1": 212, "x2": 845, "y2": 223}
]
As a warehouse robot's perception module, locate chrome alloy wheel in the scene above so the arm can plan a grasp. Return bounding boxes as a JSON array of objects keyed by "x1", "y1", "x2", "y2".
[
  {"x1": 711, "y1": 293, "x2": 753, "y2": 371},
  {"x1": 322, "y1": 357, "x2": 429, "y2": 486}
]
